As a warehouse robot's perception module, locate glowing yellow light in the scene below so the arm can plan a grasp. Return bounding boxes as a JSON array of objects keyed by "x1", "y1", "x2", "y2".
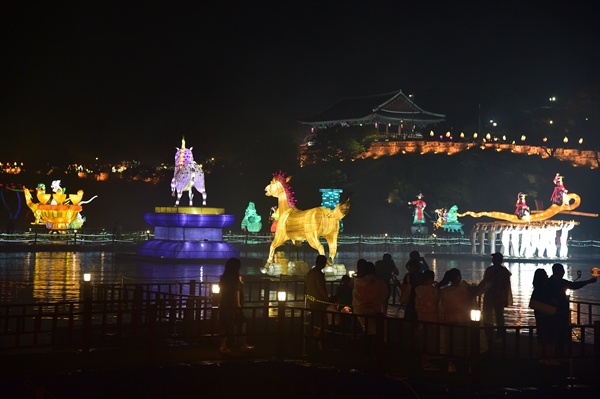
[
  {"x1": 445, "y1": 132, "x2": 451, "y2": 138},
  {"x1": 460, "y1": 132, "x2": 465, "y2": 138},
  {"x1": 579, "y1": 138, "x2": 583, "y2": 144},
  {"x1": 549, "y1": 120, "x2": 554, "y2": 124},
  {"x1": 521, "y1": 135, "x2": 526, "y2": 141},
  {"x1": 473, "y1": 133, "x2": 478, "y2": 139},
  {"x1": 485, "y1": 133, "x2": 491, "y2": 140},
  {"x1": 430, "y1": 131, "x2": 434, "y2": 137},
  {"x1": 563, "y1": 137, "x2": 568, "y2": 143},
  {"x1": 502, "y1": 135, "x2": 506, "y2": 141},
  {"x1": 543, "y1": 137, "x2": 547, "y2": 142}
]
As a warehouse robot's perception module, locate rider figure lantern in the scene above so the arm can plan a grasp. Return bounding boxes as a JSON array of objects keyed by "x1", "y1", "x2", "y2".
[
  {"x1": 550, "y1": 173, "x2": 568, "y2": 206},
  {"x1": 514, "y1": 192, "x2": 530, "y2": 222}
]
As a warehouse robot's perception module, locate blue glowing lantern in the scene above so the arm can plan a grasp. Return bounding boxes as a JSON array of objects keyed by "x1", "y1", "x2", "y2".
[{"x1": 320, "y1": 188, "x2": 344, "y2": 232}]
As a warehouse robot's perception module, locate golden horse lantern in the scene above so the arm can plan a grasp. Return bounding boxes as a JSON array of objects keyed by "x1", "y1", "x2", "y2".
[{"x1": 264, "y1": 172, "x2": 350, "y2": 266}]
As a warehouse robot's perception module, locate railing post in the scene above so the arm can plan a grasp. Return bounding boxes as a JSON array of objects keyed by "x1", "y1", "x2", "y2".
[
  {"x1": 147, "y1": 303, "x2": 157, "y2": 365},
  {"x1": 375, "y1": 312, "x2": 386, "y2": 372},
  {"x1": 132, "y1": 286, "x2": 143, "y2": 336},
  {"x1": 263, "y1": 280, "x2": 271, "y2": 326},
  {"x1": 82, "y1": 278, "x2": 92, "y2": 354},
  {"x1": 277, "y1": 298, "x2": 286, "y2": 360},
  {"x1": 470, "y1": 321, "x2": 480, "y2": 386},
  {"x1": 594, "y1": 320, "x2": 600, "y2": 374}
]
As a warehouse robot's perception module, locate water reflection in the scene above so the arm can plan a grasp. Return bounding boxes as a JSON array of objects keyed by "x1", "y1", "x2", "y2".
[{"x1": 1, "y1": 251, "x2": 598, "y2": 326}]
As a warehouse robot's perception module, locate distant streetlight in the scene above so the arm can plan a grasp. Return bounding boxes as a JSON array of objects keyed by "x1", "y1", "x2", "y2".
[
  {"x1": 579, "y1": 138, "x2": 584, "y2": 144},
  {"x1": 563, "y1": 137, "x2": 569, "y2": 143},
  {"x1": 521, "y1": 135, "x2": 526, "y2": 141}
]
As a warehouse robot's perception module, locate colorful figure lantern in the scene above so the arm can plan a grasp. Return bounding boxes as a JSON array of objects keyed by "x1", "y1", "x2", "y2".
[
  {"x1": 408, "y1": 193, "x2": 427, "y2": 224},
  {"x1": 269, "y1": 206, "x2": 279, "y2": 234},
  {"x1": 550, "y1": 173, "x2": 568, "y2": 206},
  {"x1": 514, "y1": 192, "x2": 530, "y2": 222},
  {"x1": 264, "y1": 171, "x2": 350, "y2": 266},
  {"x1": 171, "y1": 137, "x2": 207, "y2": 207},
  {"x1": 241, "y1": 201, "x2": 262, "y2": 233}
]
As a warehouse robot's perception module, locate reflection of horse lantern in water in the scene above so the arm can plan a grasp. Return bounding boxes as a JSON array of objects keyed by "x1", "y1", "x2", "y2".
[
  {"x1": 171, "y1": 138, "x2": 207, "y2": 206},
  {"x1": 264, "y1": 171, "x2": 350, "y2": 265}
]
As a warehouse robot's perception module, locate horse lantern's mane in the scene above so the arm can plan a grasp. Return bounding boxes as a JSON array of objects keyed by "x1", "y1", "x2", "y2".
[{"x1": 272, "y1": 171, "x2": 297, "y2": 208}]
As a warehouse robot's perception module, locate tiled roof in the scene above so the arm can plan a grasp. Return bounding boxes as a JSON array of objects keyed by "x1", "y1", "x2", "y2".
[{"x1": 298, "y1": 89, "x2": 445, "y2": 128}]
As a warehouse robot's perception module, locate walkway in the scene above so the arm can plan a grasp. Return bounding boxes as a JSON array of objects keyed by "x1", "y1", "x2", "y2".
[{"x1": 2, "y1": 331, "x2": 598, "y2": 399}]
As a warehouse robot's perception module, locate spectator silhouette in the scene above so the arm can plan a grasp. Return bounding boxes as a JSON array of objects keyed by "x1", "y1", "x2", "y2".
[
  {"x1": 305, "y1": 255, "x2": 331, "y2": 350},
  {"x1": 375, "y1": 253, "x2": 399, "y2": 310},
  {"x1": 415, "y1": 269, "x2": 440, "y2": 371},
  {"x1": 545, "y1": 263, "x2": 597, "y2": 359},
  {"x1": 530, "y1": 268, "x2": 557, "y2": 365},
  {"x1": 335, "y1": 274, "x2": 353, "y2": 312},
  {"x1": 406, "y1": 250, "x2": 430, "y2": 273},
  {"x1": 481, "y1": 252, "x2": 512, "y2": 342},
  {"x1": 438, "y1": 268, "x2": 487, "y2": 373},
  {"x1": 401, "y1": 259, "x2": 423, "y2": 322},
  {"x1": 352, "y1": 261, "x2": 388, "y2": 335},
  {"x1": 218, "y1": 257, "x2": 254, "y2": 353}
]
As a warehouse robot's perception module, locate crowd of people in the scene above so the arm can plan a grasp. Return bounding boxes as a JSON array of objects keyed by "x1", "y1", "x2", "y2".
[
  {"x1": 303, "y1": 250, "x2": 594, "y2": 373},
  {"x1": 216, "y1": 252, "x2": 596, "y2": 373}
]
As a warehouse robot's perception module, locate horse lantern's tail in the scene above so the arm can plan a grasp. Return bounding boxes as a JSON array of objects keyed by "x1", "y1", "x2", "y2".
[{"x1": 332, "y1": 193, "x2": 351, "y2": 220}]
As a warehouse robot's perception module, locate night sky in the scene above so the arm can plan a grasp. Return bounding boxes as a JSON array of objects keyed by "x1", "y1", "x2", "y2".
[{"x1": 1, "y1": 1, "x2": 598, "y2": 165}]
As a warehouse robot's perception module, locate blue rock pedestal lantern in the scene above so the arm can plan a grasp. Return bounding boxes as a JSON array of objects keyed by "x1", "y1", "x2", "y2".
[{"x1": 137, "y1": 207, "x2": 239, "y2": 260}]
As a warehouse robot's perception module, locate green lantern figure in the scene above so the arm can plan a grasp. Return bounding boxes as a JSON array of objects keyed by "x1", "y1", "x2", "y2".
[{"x1": 241, "y1": 202, "x2": 262, "y2": 233}]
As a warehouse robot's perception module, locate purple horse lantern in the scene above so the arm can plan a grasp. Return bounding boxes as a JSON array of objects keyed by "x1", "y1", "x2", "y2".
[{"x1": 171, "y1": 138, "x2": 207, "y2": 206}]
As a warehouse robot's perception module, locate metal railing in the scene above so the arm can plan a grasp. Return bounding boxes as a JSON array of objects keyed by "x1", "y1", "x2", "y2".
[
  {"x1": 1, "y1": 230, "x2": 599, "y2": 250},
  {"x1": 1, "y1": 279, "x2": 598, "y2": 354}
]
